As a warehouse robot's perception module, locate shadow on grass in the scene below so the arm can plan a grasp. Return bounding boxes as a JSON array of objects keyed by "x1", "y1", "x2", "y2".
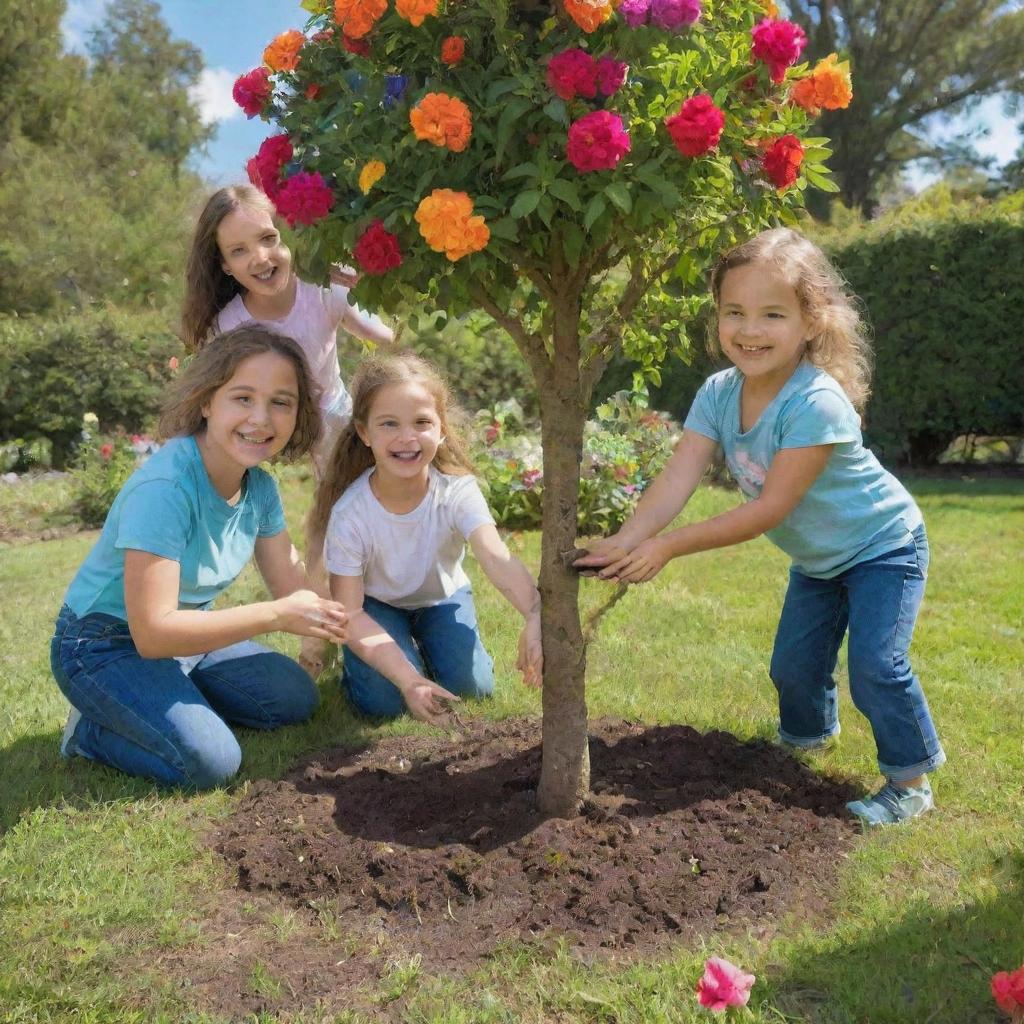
[{"x1": 768, "y1": 850, "x2": 1024, "y2": 1024}]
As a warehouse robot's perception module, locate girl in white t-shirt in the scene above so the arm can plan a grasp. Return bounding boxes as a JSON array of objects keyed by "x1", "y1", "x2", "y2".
[{"x1": 309, "y1": 354, "x2": 543, "y2": 724}]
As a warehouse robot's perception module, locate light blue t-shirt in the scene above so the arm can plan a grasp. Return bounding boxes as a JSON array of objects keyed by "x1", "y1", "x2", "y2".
[
  {"x1": 684, "y1": 361, "x2": 922, "y2": 578},
  {"x1": 63, "y1": 435, "x2": 287, "y2": 619}
]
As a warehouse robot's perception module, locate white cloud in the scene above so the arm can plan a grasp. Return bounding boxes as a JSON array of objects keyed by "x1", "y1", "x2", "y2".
[{"x1": 190, "y1": 67, "x2": 242, "y2": 125}]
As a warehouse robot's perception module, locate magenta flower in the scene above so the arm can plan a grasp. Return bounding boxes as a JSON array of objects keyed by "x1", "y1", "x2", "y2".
[
  {"x1": 696, "y1": 957, "x2": 756, "y2": 1011},
  {"x1": 273, "y1": 171, "x2": 334, "y2": 227},
  {"x1": 665, "y1": 94, "x2": 725, "y2": 157},
  {"x1": 521, "y1": 469, "x2": 543, "y2": 489},
  {"x1": 619, "y1": 0, "x2": 650, "y2": 27},
  {"x1": 650, "y1": 0, "x2": 701, "y2": 30},
  {"x1": 567, "y1": 110, "x2": 631, "y2": 173},
  {"x1": 232, "y1": 67, "x2": 272, "y2": 118},
  {"x1": 546, "y1": 49, "x2": 598, "y2": 102},
  {"x1": 246, "y1": 134, "x2": 293, "y2": 199},
  {"x1": 596, "y1": 56, "x2": 628, "y2": 97},
  {"x1": 752, "y1": 18, "x2": 808, "y2": 83}
]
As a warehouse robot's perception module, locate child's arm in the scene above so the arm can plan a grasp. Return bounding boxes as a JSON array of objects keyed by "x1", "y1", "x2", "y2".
[
  {"x1": 467, "y1": 524, "x2": 543, "y2": 688},
  {"x1": 601, "y1": 443, "x2": 834, "y2": 584},
  {"x1": 124, "y1": 545, "x2": 349, "y2": 659},
  {"x1": 333, "y1": 285, "x2": 395, "y2": 345},
  {"x1": 330, "y1": 573, "x2": 459, "y2": 723},
  {"x1": 575, "y1": 429, "x2": 718, "y2": 569}
]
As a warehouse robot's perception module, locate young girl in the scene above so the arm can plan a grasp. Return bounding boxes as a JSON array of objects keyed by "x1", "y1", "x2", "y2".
[
  {"x1": 51, "y1": 325, "x2": 349, "y2": 789},
  {"x1": 182, "y1": 184, "x2": 394, "y2": 673},
  {"x1": 309, "y1": 354, "x2": 543, "y2": 725},
  {"x1": 576, "y1": 228, "x2": 944, "y2": 827}
]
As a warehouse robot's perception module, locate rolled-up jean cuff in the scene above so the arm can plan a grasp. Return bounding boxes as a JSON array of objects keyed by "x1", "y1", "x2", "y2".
[
  {"x1": 880, "y1": 749, "x2": 946, "y2": 784},
  {"x1": 777, "y1": 723, "x2": 841, "y2": 749}
]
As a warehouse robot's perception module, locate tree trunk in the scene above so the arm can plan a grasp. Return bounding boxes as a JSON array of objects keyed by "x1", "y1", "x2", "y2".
[{"x1": 535, "y1": 290, "x2": 591, "y2": 818}]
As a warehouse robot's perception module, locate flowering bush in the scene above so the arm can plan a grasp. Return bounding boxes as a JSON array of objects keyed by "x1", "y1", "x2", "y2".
[
  {"x1": 69, "y1": 433, "x2": 159, "y2": 528},
  {"x1": 472, "y1": 390, "x2": 680, "y2": 534}
]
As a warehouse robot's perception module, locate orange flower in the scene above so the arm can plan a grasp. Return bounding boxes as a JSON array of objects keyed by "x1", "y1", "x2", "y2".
[
  {"x1": 760, "y1": 0, "x2": 780, "y2": 15},
  {"x1": 415, "y1": 189, "x2": 490, "y2": 261},
  {"x1": 790, "y1": 53, "x2": 853, "y2": 116},
  {"x1": 396, "y1": 0, "x2": 440, "y2": 26},
  {"x1": 563, "y1": 0, "x2": 615, "y2": 33},
  {"x1": 334, "y1": 0, "x2": 387, "y2": 39},
  {"x1": 440, "y1": 36, "x2": 466, "y2": 66},
  {"x1": 263, "y1": 29, "x2": 305, "y2": 72},
  {"x1": 410, "y1": 93, "x2": 473, "y2": 153}
]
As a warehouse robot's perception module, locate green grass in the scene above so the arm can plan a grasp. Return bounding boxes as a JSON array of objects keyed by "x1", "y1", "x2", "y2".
[{"x1": 1, "y1": 470, "x2": 1022, "y2": 1023}]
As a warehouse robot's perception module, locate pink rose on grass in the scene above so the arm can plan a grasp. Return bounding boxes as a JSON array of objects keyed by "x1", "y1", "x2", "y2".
[
  {"x1": 650, "y1": 0, "x2": 701, "y2": 30},
  {"x1": 665, "y1": 94, "x2": 725, "y2": 157},
  {"x1": 596, "y1": 56, "x2": 628, "y2": 97},
  {"x1": 751, "y1": 17, "x2": 808, "y2": 83},
  {"x1": 546, "y1": 49, "x2": 598, "y2": 101},
  {"x1": 696, "y1": 957, "x2": 756, "y2": 1011},
  {"x1": 273, "y1": 171, "x2": 334, "y2": 226},
  {"x1": 619, "y1": 0, "x2": 650, "y2": 27},
  {"x1": 566, "y1": 110, "x2": 631, "y2": 172},
  {"x1": 992, "y1": 965, "x2": 1024, "y2": 1020},
  {"x1": 232, "y1": 67, "x2": 272, "y2": 117}
]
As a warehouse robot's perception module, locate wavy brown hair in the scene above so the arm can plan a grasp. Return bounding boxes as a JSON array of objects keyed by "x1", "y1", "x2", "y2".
[
  {"x1": 308, "y1": 353, "x2": 475, "y2": 539},
  {"x1": 709, "y1": 227, "x2": 873, "y2": 410},
  {"x1": 181, "y1": 185, "x2": 278, "y2": 352},
  {"x1": 158, "y1": 325, "x2": 322, "y2": 461}
]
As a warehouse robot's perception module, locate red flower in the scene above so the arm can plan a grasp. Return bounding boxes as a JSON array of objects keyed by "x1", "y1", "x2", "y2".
[
  {"x1": 99, "y1": 443, "x2": 113, "y2": 461},
  {"x1": 595, "y1": 56, "x2": 628, "y2": 97},
  {"x1": 232, "y1": 67, "x2": 272, "y2": 118},
  {"x1": 273, "y1": 171, "x2": 334, "y2": 227},
  {"x1": 992, "y1": 966, "x2": 1024, "y2": 1019},
  {"x1": 440, "y1": 36, "x2": 465, "y2": 66},
  {"x1": 485, "y1": 421, "x2": 500, "y2": 444},
  {"x1": 751, "y1": 18, "x2": 807, "y2": 83},
  {"x1": 353, "y1": 219, "x2": 403, "y2": 275},
  {"x1": 762, "y1": 133, "x2": 804, "y2": 189},
  {"x1": 546, "y1": 49, "x2": 597, "y2": 102},
  {"x1": 566, "y1": 110, "x2": 631, "y2": 173},
  {"x1": 665, "y1": 94, "x2": 725, "y2": 157},
  {"x1": 342, "y1": 34, "x2": 371, "y2": 57},
  {"x1": 305, "y1": 83, "x2": 321, "y2": 99},
  {"x1": 246, "y1": 134, "x2": 293, "y2": 200},
  {"x1": 521, "y1": 469, "x2": 542, "y2": 489}
]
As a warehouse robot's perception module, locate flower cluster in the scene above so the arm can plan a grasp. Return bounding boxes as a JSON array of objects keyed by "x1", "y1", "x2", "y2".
[
  {"x1": 762, "y1": 134, "x2": 805, "y2": 189},
  {"x1": 567, "y1": 110, "x2": 631, "y2": 172},
  {"x1": 415, "y1": 189, "x2": 490, "y2": 261},
  {"x1": 396, "y1": 0, "x2": 440, "y2": 26},
  {"x1": 233, "y1": 67, "x2": 272, "y2": 118},
  {"x1": 665, "y1": 94, "x2": 725, "y2": 157},
  {"x1": 751, "y1": 17, "x2": 808, "y2": 83},
  {"x1": 546, "y1": 49, "x2": 627, "y2": 102},
  {"x1": 263, "y1": 29, "x2": 305, "y2": 72},
  {"x1": 696, "y1": 957, "x2": 756, "y2": 1011},
  {"x1": 274, "y1": 171, "x2": 335, "y2": 226},
  {"x1": 354, "y1": 219, "x2": 403, "y2": 274},
  {"x1": 358, "y1": 159, "x2": 386, "y2": 194},
  {"x1": 790, "y1": 53, "x2": 853, "y2": 116},
  {"x1": 651, "y1": 0, "x2": 702, "y2": 30},
  {"x1": 410, "y1": 92, "x2": 473, "y2": 152},
  {"x1": 564, "y1": 0, "x2": 616, "y2": 33},
  {"x1": 993, "y1": 965, "x2": 1024, "y2": 1022},
  {"x1": 246, "y1": 134, "x2": 293, "y2": 200},
  {"x1": 440, "y1": 36, "x2": 465, "y2": 66},
  {"x1": 334, "y1": 0, "x2": 386, "y2": 39}
]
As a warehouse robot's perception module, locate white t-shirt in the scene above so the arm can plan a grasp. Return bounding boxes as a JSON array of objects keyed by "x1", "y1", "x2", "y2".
[{"x1": 324, "y1": 467, "x2": 495, "y2": 608}]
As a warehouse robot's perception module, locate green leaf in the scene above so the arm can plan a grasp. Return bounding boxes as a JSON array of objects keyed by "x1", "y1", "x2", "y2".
[
  {"x1": 561, "y1": 223, "x2": 585, "y2": 270},
  {"x1": 542, "y1": 98, "x2": 569, "y2": 126},
  {"x1": 510, "y1": 190, "x2": 542, "y2": 218},
  {"x1": 503, "y1": 162, "x2": 540, "y2": 182},
  {"x1": 604, "y1": 182, "x2": 632, "y2": 214},
  {"x1": 495, "y1": 97, "x2": 534, "y2": 164},
  {"x1": 488, "y1": 217, "x2": 520, "y2": 241},
  {"x1": 536, "y1": 194, "x2": 554, "y2": 228},
  {"x1": 486, "y1": 78, "x2": 522, "y2": 105},
  {"x1": 804, "y1": 167, "x2": 841, "y2": 192},
  {"x1": 584, "y1": 195, "x2": 607, "y2": 233},
  {"x1": 548, "y1": 179, "x2": 583, "y2": 211}
]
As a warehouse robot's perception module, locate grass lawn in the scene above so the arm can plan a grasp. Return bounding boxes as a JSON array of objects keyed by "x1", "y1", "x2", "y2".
[{"x1": 1, "y1": 470, "x2": 1022, "y2": 1023}]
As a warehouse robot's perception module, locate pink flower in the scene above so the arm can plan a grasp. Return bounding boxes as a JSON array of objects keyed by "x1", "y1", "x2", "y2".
[
  {"x1": 546, "y1": 49, "x2": 598, "y2": 102},
  {"x1": 246, "y1": 134, "x2": 293, "y2": 200},
  {"x1": 762, "y1": 133, "x2": 804, "y2": 189},
  {"x1": 992, "y1": 966, "x2": 1024, "y2": 1019},
  {"x1": 696, "y1": 957, "x2": 756, "y2": 1011},
  {"x1": 566, "y1": 110, "x2": 631, "y2": 173},
  {"x1": 619, "y1": 0, "x2": 650, "y2": 27},
  {"x1": 751, "y1": 18, "x2": 807, "y2": 83},
  {"x1": 232, "y1": 67, "x2": 272, "y2": 118},
  {"x1": 596, "y1": 56, "x2": 628, "y2": 97},
  {"x1": 273, "y1": 171, "x2": 334, "y2": 226},
  {"x1": 168, "y1": 356, "x2": 179, "y2": 371},
  {"x1": 650, "y1": 0, "x2": 701, "y2": 30},
  {"x1": 521, "y1": 469, "x2": 542, "y2": 489},
  {"x1": 665, "y1": 94, "x2": 725, "y2": 157},
  {"x1": 485, "y1": 421, "x2": 501, "y2": 445}
]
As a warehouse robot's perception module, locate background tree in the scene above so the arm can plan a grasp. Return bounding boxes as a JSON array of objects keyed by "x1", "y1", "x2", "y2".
[
  {"x1": 786, "y1": 0, "x2": 1024, "y2": 214},
  {"x1": 246, "y1": 0, "x2": 843, "y2": 816}
]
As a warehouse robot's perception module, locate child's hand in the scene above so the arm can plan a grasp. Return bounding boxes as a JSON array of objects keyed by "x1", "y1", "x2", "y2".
[
  {"x1": 599, "y1": 536, "x2": 671, "y2": 584},
  {"x1": 329, "y1": 264, "x2": 361, "y2": 288},
  {"x1": 401, "y1": 678, "x2": 460, "y2": 724},
  {"x1": 516, "y1": 613, "x2": 543, "y2": 688},
  {"x1": 273, "y1": 589, "x2": 349, "y2": 642},
  {"x1": 573, "y1": 534, "x2": 633, "y2": 577}
]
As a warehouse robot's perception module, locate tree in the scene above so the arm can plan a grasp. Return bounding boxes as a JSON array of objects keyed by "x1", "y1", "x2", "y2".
[
  {"x1": 784, "y1": 0, "x2": 1024, "y2": 214},
  {"x1": 246, "y1": 0, "x2": 842, "y2": 816}
]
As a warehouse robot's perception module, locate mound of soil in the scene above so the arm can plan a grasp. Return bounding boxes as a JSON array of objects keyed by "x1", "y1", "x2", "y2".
[{"x1": 215, "y1": 717, "x2": 862, "y2": 966}]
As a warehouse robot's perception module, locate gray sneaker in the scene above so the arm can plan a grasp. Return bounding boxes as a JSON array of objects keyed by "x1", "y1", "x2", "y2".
[
  {"x1": 846, "y1": 778, "x2": 933, "y2": 826},
  {"x1": 60, "y1": 707, "x2": 82, "y2": 759}
]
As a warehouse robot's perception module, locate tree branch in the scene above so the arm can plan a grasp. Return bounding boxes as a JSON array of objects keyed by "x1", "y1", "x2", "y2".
[{"x1": 470, "y1": 283, "x2": 553, "y2": 384}]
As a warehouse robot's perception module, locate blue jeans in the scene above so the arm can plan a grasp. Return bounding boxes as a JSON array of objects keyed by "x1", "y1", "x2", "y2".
[
  {"x1": 51, "y1": 605, "x2": 319, "y2": 789},
  {"x1": 770, "y1": 524, "x2": 945, "y2": 782},
  {"x1": 342, "y1": 586, "x2": 494, "y2": 718}
]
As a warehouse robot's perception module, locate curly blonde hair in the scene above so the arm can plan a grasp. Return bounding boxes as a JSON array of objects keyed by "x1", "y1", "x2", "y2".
[
  {"x1": 308, "y1": 353, "x2": 474, "y2": 539},
  {"x1": 709, "y1": 227, "x2": 873, "y2": 410}
]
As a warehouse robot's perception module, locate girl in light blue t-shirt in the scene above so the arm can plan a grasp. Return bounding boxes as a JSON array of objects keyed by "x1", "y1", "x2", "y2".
[
  {"x1": 52, "y1": 326, "x2": 350, "y2": 789},
  {"x1": 577, "y1": 228, "x2": 944, "y2": 827}
]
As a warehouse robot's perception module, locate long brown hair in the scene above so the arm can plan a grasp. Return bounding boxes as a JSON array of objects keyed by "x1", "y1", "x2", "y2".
[
  {"x1": 709, "y1": 227, "x2": 873, "y2": 410},
  {"x1": 158, "y1": 324, "x2": 322, "y2": 460},
  {"x1": 308, "y1": 353, "x2": 475, "y2": 538},
  {"x1": 181, "y1": 185, "x2": 279, "y2": 352}
]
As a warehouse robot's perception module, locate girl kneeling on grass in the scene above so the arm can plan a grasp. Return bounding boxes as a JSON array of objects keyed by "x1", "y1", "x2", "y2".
[
  {"x1": 308, "y1": 353, "x2": 543, "y2": 725},
  {"x1": 576, "y1": 228, "x2": 945, "y2": 827},
  {"x1": 52, "y1": 326, "x2": 349, "y2": 789}
]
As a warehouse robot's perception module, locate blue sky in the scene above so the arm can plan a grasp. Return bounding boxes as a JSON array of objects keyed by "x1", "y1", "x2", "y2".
[{"x1": 63, "y1": 1, "x2": 1021, "y2": 188}]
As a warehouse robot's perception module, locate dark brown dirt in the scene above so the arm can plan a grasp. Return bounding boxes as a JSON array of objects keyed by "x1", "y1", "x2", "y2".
[{"x1": 214, "y1": 717, "x2": 862, "y2": 972}]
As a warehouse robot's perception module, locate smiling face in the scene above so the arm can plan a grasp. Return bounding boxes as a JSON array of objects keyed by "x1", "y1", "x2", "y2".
[
  {"x1": 717, "y1": 263, "x2": 816, "y2": 389},
  {"x1": 216, "y1": 204, "x2": 293, "y2": 305},
  {"x1": 198, "y1": 351, "x2": 299, "y2": 490},
  {"x1": 356, "y1": 381, "x2": 443, "y2": 486}
]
